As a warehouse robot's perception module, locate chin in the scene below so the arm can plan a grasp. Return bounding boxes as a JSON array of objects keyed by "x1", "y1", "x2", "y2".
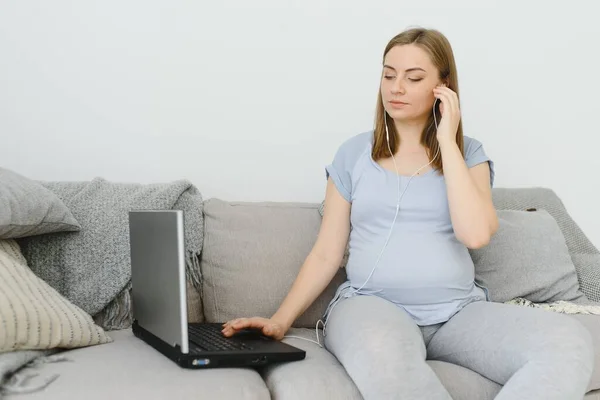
[
  {"x1": 387, "y1": 110, "x2": 416, "y2": 121},
  {"x1": 387, "y1": 108, "x2": 429, "y2": 123}
]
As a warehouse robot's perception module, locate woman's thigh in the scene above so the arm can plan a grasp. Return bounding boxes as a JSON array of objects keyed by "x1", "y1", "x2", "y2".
[
  {"x1": 324, "y1": 295, "x2": 427, "y2": 360},
  {"x1": 324, "y1": 295, "x2": 451, "y2": 400},
  {"x1": 426, "y1": 301, "x2": 594, "y2": 387}
]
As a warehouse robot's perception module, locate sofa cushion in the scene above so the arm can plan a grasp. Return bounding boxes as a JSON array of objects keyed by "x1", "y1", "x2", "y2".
[
  {"x1": 491, "y1": 187, "x2": 600, "y2": 302},
  {"x1": 261, "y1": 328, "x2": 362, "y2": 399},
  {"x1": 0, "y1": 239, "x2": 112, "y2": 353},
  {"x1": 0, "y1": 167, "x2": 80, "y2": 239},
  {"x1": 470, "y1": 209, "x2": 586, "y2": 303},
  {"x1": 200, "y1": 199, "x2": 347, "y2": 328},
  {"x1": 5, "y1": 329, "x2": 270, "y2": 400}
]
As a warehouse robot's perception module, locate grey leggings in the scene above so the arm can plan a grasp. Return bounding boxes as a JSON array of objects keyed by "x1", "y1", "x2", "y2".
[{"x1": 323, "y1": 295, "x2": 594, "y2": 400}]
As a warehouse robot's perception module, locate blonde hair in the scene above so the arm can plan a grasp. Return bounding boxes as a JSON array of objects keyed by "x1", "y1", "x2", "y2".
[{"x1": 372, "y1": 27, "x2": 463, "y2": 176}]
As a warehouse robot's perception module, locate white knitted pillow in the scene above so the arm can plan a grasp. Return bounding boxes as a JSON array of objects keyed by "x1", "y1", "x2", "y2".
[{"x1": 0, "y1": 239, "x2": 112, "y2": 353}]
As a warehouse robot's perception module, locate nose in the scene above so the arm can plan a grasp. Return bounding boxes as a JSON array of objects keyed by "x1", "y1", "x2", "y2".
[{"x1": 391, "y1": 79, "x2": 405, "y2": 95}]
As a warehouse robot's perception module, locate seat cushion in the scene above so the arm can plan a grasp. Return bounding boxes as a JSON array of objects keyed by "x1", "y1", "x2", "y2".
[
  {"x1": 6, "y1": 329, "x2": 269, "y2": 400},
  {"x1": 260, "y1": 328, "x2": 362, "y2": 399}
]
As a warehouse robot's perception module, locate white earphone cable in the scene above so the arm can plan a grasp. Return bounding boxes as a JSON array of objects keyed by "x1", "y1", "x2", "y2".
[{"x1": 284, "y1": 97, "x2": 441, "y2": 348}]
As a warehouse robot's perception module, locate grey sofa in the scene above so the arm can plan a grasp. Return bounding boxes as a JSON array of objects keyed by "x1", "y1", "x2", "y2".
[{"x1": 7, "y1": 186, "x2": 600, "y2": 400}]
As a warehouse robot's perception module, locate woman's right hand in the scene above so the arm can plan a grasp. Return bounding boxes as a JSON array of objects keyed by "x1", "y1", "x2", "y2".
[{"x1": 221, "y1": 317, "x2": 288, "y2": 340}]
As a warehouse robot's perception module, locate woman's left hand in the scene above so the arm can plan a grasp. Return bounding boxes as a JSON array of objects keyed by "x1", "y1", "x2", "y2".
[{"x1": 433, "y1": 85, "x2": 461, "y2": 144}]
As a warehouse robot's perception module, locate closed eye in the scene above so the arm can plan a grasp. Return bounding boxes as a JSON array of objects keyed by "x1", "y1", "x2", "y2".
[{"x1": 384, "y1": 76, "x2": 423, "y2": 82}]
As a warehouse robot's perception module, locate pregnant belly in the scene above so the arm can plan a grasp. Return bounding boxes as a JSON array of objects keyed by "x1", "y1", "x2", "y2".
[{"x1": 345, "y1": 231, "x2": 476, "y2": 305}]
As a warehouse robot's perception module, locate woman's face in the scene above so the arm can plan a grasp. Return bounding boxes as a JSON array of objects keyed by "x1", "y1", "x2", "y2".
[{"x1": 380, "y1": 44, "x2": 442, "y2": 123}]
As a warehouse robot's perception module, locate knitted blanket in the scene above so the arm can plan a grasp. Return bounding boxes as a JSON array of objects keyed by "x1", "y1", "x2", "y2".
[
  {"x1": 16, "y1": 177, "x2": 204, "y2": 330},
  {"x1": 506, "y1": 297, "x2": 600, "y2": 315}
]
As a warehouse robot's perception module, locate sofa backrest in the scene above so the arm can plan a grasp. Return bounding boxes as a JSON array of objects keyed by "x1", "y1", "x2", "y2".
[
  {"x1": 199, "y1": 198, "x2": 346, "y2": 328},
  {"x1": 194, "y1": 187, "x2": 599, "y2": 327}
]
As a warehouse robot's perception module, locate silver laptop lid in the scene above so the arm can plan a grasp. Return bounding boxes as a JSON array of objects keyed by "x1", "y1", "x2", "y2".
[{"x1": 128, "y1": 210, "x2": 189, "y2": 354}]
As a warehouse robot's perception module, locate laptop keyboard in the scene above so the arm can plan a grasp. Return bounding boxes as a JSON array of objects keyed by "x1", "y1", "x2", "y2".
[{"x1": 189, "y1": 324, "x2": 254, "y2": 352}]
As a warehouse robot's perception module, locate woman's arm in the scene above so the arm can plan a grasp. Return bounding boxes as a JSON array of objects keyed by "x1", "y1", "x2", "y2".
[
  {"x1": 439, "y1": 138, "x2": 498, "y2": 249},
  {"x1": 433, "y1": 85, "x2": 498, "y2": 249}
]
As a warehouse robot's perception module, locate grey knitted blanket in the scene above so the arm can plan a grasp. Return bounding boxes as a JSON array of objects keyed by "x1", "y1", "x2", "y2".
[{"x1": 17, "y1": 178, "x2": 204, "y2": 330}]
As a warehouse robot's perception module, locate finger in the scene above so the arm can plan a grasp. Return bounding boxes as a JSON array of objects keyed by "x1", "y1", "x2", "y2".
[
  {"x1": 263, "y1": 324, "x2": 279, "y2": 336},
  {"x1": 232, "y1": 317, "x2": 265, "y2": 330},
  {"x1": 434, "y1": 89, "x2": 454, "y2": 116},
  {"x1": 226, "y1": 318, "x2": 241, "y2": 327},
  {"x1": 230, "y1": 317, "x2": 249, "y2": 328},
  {"x1": 222, "y1": 320, "x2": 236, "y2": 329},
  {"x1": 223, "y1": 325, "x2": 239, "y2": 335},
  {"x1": 433, "y1": 89, "x2": 448, "y2": 114},
  {"x1": 436, "y1": 87, "x2": 459, "y2": 113}
]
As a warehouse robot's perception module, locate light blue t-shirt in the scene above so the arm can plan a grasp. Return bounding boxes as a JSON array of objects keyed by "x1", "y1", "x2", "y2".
[{"x1": 324, "y1": 130, "x2": 495, "y2": 326}]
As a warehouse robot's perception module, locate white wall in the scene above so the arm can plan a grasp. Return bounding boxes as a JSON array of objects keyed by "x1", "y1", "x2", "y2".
[{"x1": 1, "y1": 1, "x2": 599, "y2": 248}]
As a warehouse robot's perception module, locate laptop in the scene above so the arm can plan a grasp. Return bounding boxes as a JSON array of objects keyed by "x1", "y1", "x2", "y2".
[{"x1": 128, "y1": 210, "x2": 306, "y2": 369}]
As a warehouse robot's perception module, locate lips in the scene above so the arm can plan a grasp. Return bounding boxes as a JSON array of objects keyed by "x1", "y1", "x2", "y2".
[{"x1": 389, "y1": 100, "x2": 408, "y2": 109}]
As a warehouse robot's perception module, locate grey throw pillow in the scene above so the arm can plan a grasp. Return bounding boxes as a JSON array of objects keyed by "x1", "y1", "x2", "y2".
[
  {"x1": 491, "y1": 187, "x2": 600, "y2": 302},
  {"x1": 470, "y1": 209, "x2": 587, "y2": 303},
  {"x1": 0, "y1": 168, "x2": 81, "y2": 238}
]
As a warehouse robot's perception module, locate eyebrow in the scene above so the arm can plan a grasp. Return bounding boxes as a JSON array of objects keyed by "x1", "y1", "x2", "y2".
[{"x1": 383, "y1": 65, "x2": 426, "y2": 73}]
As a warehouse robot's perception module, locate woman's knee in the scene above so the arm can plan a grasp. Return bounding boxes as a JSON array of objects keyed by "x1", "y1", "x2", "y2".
[
  {"x1": 531, "y1": 315, "x2": 595, "y2": 372},
  {"x1": 551, "y1": 317, "x2": 594, "y2": 366}
]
